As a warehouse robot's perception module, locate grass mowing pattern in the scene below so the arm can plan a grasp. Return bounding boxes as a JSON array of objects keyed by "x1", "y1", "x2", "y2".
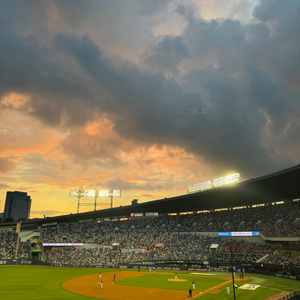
[{"x1": 115, "y1": 273, "x2": 225, "y2": 291}]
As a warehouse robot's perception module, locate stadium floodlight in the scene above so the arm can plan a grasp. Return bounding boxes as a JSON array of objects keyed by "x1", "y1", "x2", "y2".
[
  {"x1": 69, "y1": 190, "x2": 122, "y2": 213},
  {"x1": 98, "y1": 190, "x2": 121, "y2": 197},
  {"x1": 187, "y1": 173, "x2": 241, "y2": 194},
  {"x1": 212, "y1": 173, "x2": 241, "y2": 188},
  {"x1": 98, "y1": 190, "x2": 122, "y2": 208},
  {"x1": 98, "y1": 190, "x2": 110, "y2": 197},
  {"x1": 69, "y1": 190, "x2": 95, "y2": 197},
  {"x1": 69, "y1": 190, "x2": 96, "y2": 213},
  {"x1": 187, "y1": 181, "x2": 213, "y2": 193}
]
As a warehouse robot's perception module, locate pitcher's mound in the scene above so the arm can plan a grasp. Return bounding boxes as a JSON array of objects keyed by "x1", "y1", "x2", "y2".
[{"x1": 167, "y1": 279, "x2": 187, "y2": 282}]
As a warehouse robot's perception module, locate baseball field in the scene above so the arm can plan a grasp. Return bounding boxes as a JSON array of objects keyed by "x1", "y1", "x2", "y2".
[{"x1": 0, "y1": 265, "x2": 298, "y2": 300}]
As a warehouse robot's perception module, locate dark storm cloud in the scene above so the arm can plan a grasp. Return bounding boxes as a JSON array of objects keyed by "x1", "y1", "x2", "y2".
[
  {"x1": 136, "y1": 0, "x2": 172, "y2": 15},
  {"x1": 53, "y1": 0, "x2": 171, "y2": 21},
  {"x1": 52, "y1": 32, "x2": 193, "y2": 144},
  {"x1": 0, "y1": 0, "x2": 49, "y2": 33},
  {"x1": 141, "y1": 36, "x2": 188, "y2": 73},
  {"x1": 0, "y1": 20, "x2": 105, "y2": 128},
  {"x1": 0, "y1": 0, "x2": 299, "y2": 181},
  {"x1": 175, "y1": 1, "x2": 300, "y2": 177},
  {"x1": 52, "y1": 0, "x2": 100, "y2": 27},
  {"x1": 181, "y1": 67, "x2": 273, "y2": 176},
  {"x1": 252, "y1": 0, "x2": 300, "y2": 87},
  {"x1": 52, "y1": 0, "x2": 167, "y2": 61}
]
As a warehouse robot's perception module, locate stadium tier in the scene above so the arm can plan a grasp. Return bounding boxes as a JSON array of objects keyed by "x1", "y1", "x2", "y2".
[{"x1": 0, "y1": 202, "x2": 300, "y2": 269}]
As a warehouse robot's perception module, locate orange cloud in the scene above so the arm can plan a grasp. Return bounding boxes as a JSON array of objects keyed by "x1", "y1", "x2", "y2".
[
  {"x1": 0, "y1": 108, "x2": 213, "y2": 218},
  {"x1": 1, "y1": 92, "x2": 31, "y2": 109}
]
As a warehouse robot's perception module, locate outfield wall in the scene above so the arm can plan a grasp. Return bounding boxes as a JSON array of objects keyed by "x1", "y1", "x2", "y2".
[{"x1": 0, "y1": 258, "x2": 49, "y2": 266}]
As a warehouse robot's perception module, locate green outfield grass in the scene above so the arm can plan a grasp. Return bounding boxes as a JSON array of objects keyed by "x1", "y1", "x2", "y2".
[
  {"x1": 116, "y1": 273, "x2": 225, "y2": 290},
  {"x1": 0, "y1": 266, "x2": 298, "y2": 300},
  {"x1": 0, "y1": 265, "x2": 110, "y2": 300}
]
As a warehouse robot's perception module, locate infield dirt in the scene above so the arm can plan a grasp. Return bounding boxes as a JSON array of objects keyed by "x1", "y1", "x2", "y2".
[{"x1": 63, "y1": 271, "x2": 248, "y2": 300}]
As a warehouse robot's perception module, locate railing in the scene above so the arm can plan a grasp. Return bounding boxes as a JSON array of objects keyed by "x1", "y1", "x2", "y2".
[
  {"x1": 256, "y1": 253, "x2": 269, "y2": 263},
  {"x1": 276, "y1": 292, "x2": 300, "y2": 300}
]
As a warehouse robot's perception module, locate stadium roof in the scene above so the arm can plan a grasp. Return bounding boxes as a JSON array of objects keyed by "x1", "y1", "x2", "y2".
[{"x1": 1, "y1": 164, "x2": 300, "y2": 227}]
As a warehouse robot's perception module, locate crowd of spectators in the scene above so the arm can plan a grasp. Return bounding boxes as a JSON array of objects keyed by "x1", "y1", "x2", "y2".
[
  {"x1": 0, "y1": 231, "x2": 31, "y2": 259},
  {"x1": 19, "y1": 241, "x2": 31, "y2": 259},
  {"x1": 44, "y1": 248, "x2": 148, "y2": 266},
  {"x1": 42, "y1": 201, "x2": 300, "y2": 244},
  {"x1": 1, "y1": 200, "x2": 300, "y2": 267},
  {"x1": 42, "y1": 224, "x2": 276, "y2": 266},
  {"x1": 262, "y1": 254, "x2": 300, "y2": 268},
  {"x1": 40, "y1": 201, "x2": 300, "y2": 266},
  {"x1": 42, "y1": 233, "x2": 275, "y2": 266},
  {"x1": 157, "y1": 200, "x2": 300, "y2": 237},
  {"x1": 0, "y1": 231, "x2": 17, "y2": 259}
]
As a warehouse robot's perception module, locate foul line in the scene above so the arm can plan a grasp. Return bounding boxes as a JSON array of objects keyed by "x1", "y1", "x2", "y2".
[{"x1": 187, "y1": 279, "x2": 232, "y2": 299}]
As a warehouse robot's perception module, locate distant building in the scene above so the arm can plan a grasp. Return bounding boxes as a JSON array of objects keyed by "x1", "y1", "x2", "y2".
[
  {"x1": 3, "y1": 191, "x2": 32, "y2": 222},
  {"x1": 132, "y1": 199, "x2": 138, "y2": 205}
]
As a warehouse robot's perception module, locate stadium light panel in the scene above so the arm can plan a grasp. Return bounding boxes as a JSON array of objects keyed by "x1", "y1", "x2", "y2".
[
  {"x1": 69, "y1": 190, "x2": 95, "y2": 197},
  {"x1": 212, "y1": 173, "x2": 241, "y2": 188},
  {"x1": 187, "y1": 181, "x2": 212, "y2": 193},
  {"x1": 98, "y1": 190, "x2": 121, "y2": 197},
  {"x1": 99, "y1": 190, "x2": 110, "y2": 197},
  {"x1": 187, "y1": 173, "x2": 241, "y2": 194}
]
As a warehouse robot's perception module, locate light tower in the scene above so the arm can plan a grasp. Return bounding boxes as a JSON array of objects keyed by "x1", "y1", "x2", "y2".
[
  {"x1": 69, "y1": 190, "x2": 95, "y2": 214},
  {"x1": 98, "y1": 190, "x2": 122, "y2": 209},
  {"x1": 69, "y1": 189, "x2": 122, "y2": 213}
]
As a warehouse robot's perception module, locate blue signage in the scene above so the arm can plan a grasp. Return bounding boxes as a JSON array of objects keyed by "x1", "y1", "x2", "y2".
[{"x1": 218, "y1": 231, "x2": 259, "y2": 237}]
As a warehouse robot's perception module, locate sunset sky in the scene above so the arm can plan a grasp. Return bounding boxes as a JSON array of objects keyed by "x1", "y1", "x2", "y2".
[{"x1": 1, "y1": 0, "x2": 300, "y2": 219}]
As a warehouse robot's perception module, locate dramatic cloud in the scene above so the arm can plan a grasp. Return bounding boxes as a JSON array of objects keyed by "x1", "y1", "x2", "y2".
[
  {"x1": 99, "y1": 176, "x2": 174, "y2": 192},
  {"x1": 0, "y1": 0, "x2": 299, "y2": 217},
  {"x1": 141, "y1": 35, "x2": 188, "y2": 74},
  {"x1": 195, "y1": 0, "x2": 259, "y2": 22},
  {"x1": 0, "y1": 157, "x2": 16, "y2": 173}
]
